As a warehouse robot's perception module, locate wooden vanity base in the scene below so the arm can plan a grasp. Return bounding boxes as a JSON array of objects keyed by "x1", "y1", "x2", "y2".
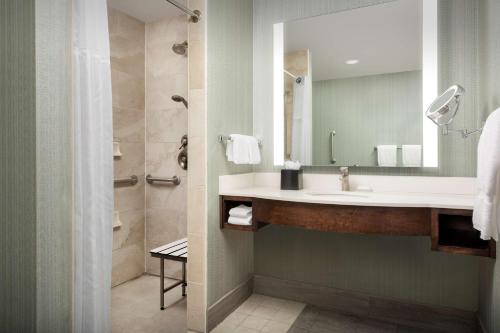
[
  {"x1": 253, "y1": 198, "x2": 430, "y2": 236},
  {"x1": 220, "y1": 196, "x2": 496, "y2": 258}
]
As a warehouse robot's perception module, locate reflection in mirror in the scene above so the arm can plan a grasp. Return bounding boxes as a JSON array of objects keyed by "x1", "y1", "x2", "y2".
[{"x1": 273, "y1": 0, "x2": 438, "y2": 167}]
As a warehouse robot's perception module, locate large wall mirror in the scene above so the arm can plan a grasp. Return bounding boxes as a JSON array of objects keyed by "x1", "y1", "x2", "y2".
[{"x1": 273, "y1": 0, "x2": 438, "y2": 167}]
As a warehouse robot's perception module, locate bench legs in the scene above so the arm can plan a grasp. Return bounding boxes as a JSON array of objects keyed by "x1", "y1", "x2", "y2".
[
  {"x1": 160, "y1": 258, "x2": 165, "y2": 310},
  {"x1": 159, "y1": 258, "x2": 188, "y2": 310},
  {"x1": 182, "y1": 261, "x2": 187, "y2": 297}
]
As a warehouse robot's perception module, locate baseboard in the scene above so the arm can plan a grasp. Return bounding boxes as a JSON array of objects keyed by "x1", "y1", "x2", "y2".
[
  {"x1": 207, "y1": 276, "x2": 253, "y2": 331},
  {"x1": 254, "y1": 275, "x2": 477, "y2": 333}
]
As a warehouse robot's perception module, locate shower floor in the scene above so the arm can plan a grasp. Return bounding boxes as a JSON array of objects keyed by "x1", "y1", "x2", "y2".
[{"x1": 112, "y1": 274, "x2": 186, "y2": 333}]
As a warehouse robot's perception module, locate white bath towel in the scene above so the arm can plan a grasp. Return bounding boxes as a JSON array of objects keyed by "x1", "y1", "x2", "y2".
[
  {"x1": 229, "y1": 204, "x2": 252, "y2": 218},
  {"x1": 402, "y1": 145, "x2": 422, "y2": 167},
  {"x1": 228, "y1": 215, "x2": 252, "y2": 226},
  {"x1": 473, "y1": 109, "x2": 500, "y2": 241},
  {"x1": 226, "y1": 134, "x2": 261, "y2": 165},
  {"x1": 377, "y1": 145, "x2": 397, "y2": 167}
]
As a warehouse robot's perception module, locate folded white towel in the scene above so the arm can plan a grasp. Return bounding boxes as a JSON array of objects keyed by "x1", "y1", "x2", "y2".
[
  {"x1": 229, "y1": 204, "x2": 252, "y2": 218},
  {"x1": 226, "y1": 139, "x2": 234, "y2": 162},
  {"x1": 228, "y1": 215, "x2": 252, "y2": 226},
  {"x1": 377, "y1": 145, "x2": 397, "y2": 167},
  {"x1": 250, "y1": 137, "x2": 261, "y2": 164},
  {"x1": 473, "y1": 109, "x2": 500, "y2": 241},
  {"x1": 226, "y1": 134, "x2": 261, "y2": 165},
  {"x1": 402, "y1": 145, "x2": 422, "y2": 167}
]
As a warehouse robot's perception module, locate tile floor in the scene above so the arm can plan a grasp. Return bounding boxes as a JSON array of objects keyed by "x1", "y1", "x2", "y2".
[
  {"x1": 112, "y1": 274, "x2": 186, "y2": 333},
  {"x1": 211, "y1": 294, "x2": 306, "y2": 333},
  {"x1": 287, "y1": 305, "x2": 440, "y2": 333},
  {"x1": 112, "y1": 278, "x2": 466, "y2": 333},
  {"x1": 212, "y1": 294, "x2": 450, "y2": 333}
]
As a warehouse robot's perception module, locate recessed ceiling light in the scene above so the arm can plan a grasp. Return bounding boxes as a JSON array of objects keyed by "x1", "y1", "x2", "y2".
[{"x1": 345, "y1": 59, "x2": 360, "y2": 65}]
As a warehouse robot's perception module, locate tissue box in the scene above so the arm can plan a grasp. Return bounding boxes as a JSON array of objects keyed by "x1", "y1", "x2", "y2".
[{"x1": 281, "y1": 169, "x2": 303, "y2": 190}]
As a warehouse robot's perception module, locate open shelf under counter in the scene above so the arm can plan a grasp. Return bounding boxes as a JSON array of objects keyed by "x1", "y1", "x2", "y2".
[
  {"x1": 431, "y1": 208, "x2": 496, "y2": 258},
  {"x1": 219, "y1": 194, "x2": 496, "y2": 258},
  {"x1": 219, "y1": 195, "x2": 267, "y2": 232}
]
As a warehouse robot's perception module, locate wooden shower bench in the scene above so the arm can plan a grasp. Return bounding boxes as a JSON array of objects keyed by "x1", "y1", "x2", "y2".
[{"x1": 149, "y1": 238, "x2": 188, "y2": 310}]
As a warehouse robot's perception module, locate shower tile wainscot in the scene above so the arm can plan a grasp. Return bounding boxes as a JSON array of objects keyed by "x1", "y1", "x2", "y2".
[
  {"x1": 109, "y1": 8, "x2": 146, "y2": 287},
  {"x1": 145, "y1": 12, "x2": 188, "y2": 280}
]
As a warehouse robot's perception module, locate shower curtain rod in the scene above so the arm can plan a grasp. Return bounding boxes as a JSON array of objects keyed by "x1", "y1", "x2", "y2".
[
  {"x1": 284, "y1": 69, "x2": 298, "y2": 79},
  {"x1": 165, "y1": 0, "x2": 201, "y2": 22}
]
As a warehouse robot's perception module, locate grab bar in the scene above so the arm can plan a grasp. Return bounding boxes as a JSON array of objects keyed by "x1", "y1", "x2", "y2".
[
  {"x1": 114, "y1": 175, "x2": 138, "y2": 186},
  {"x1": 330, "y1": 130, "x2": 336, "y2": 164},
  {"x1": 146, "y1": 174, "x2": 181, "y2": 186},
  {"x1": 218, "y1": 135, "x2": 263, "y2": 147}
]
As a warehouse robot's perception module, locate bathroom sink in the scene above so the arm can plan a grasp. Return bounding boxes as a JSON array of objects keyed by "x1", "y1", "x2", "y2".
[{"x1": 306, "y1": 191, "x2": 369, "y2": 198}]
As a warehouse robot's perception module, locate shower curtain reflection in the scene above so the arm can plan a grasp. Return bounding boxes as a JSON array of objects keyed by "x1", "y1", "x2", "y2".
[{"x1": 291, "y1": 75, "x2": 313, "y2": 165}]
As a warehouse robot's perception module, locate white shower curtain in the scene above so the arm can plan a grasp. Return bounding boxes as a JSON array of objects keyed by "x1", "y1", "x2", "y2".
[
  {"x1": 73, "y1": 0, "x2": 113, "y2": 332},
  {"x1": 291, "y1": 76, "x2": 313, "y2": 165}
]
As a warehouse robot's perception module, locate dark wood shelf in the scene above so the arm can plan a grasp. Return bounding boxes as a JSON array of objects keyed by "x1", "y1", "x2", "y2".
[
  {"x1": 220, "y1": 195, "x2": 265, "y2": 232},
  {"x1": 219, "y1": 196, "x2": 496, "y2": 258},
  {"x1": 431, "y1": 208, "x2": 496, "y2": 258}
]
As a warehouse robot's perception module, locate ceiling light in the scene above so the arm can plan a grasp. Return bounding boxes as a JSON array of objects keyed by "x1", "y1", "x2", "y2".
[{"x1": 345, "y1": 59, "x2": 359, "y2": 65}]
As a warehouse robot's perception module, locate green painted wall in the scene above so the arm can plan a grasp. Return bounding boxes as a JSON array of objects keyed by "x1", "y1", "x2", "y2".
[
  {"x1": 1, "y1": 1, "x2": 37, "y2": 331},
  {"x1": 252, "y1": 0, "x2": 484, "y2": 312},
  {"x1": 312, "y1": 71, "x2": 422, "y2": 166},
  {"x1": 0, "y1": 0, "x2": 72, "y2": 331},
  {"x1": 255, "y1": 227, "x2": 479, "y2": 311},
  {"x1": 477, "y1": 0, "x2": 500, "y2": 331},
  {"x1": 35, "y1": 0, "x2": 73, "y2": 330},
  {"x1": 207, "y1": 0, "x2": 254, "y2": 307}
]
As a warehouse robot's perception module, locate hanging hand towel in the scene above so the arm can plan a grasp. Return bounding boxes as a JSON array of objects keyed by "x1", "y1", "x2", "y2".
[
  {"x1": 473, "y1": 109, "x2": 500, "y2": 241},
  {"x1": 402, "y1": 145, "x2": 422, "y2": 167},
  {"x1": 377, "y1": 145, "x2": 397, "y2": 167},
  {"x1": 226, "y1": 139, "x2": 234, "y2": 162},
  {"x1": 247, "y1": 136, "x2": 261, "y2": 165},
  {"x1": 228, "y1": 215, "x2": 252, "y2": 226},
  {"x1": 226, "y1": 134, "x2": 261, "y2": 165},
  {"x1": 229, "y1": 204, "x2": 252, "y2": 218}
]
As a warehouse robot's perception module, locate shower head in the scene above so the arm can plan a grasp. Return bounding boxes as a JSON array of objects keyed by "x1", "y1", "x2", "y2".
[
  {"x1": 172, "y1": 41, "x2": 188, "y2": 55},
  {"x1": 172, "y1": 95, "x2": 188, "y2": 108}
]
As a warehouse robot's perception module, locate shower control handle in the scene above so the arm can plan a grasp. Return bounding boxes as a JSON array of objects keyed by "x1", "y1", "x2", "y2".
[{"x1": 179, "y1": 135, "x2": 188, "y2": 150}]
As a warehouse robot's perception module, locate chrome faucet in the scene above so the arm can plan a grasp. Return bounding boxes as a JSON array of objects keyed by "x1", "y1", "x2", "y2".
[{"x1": 339, "y1": 167, "x2": 350, "y2": 191}]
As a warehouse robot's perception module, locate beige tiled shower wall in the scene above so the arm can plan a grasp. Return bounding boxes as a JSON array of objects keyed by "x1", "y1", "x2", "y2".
[
  {"x1": 145, "y1": 15, "x2": 188, "y2": 278},
  {"x1": 187, "y1": 0, "x2": 208, "y2": 331},
  {"x1": 109, "y1": 9, "x2": 146, "y2": 287}
]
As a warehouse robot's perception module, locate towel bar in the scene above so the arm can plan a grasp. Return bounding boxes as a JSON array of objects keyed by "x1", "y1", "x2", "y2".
[
  {"x1": 217, "y1": 135, "x2": 262, "y2": 146},
  {"x1": 374, "y1": 146, "x2": 403, "y2": 150}
]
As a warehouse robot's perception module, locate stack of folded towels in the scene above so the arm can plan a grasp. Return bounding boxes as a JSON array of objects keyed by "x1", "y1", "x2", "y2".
[{"x1": 228, "y1": 204, "x2": 252, "y2": 226}]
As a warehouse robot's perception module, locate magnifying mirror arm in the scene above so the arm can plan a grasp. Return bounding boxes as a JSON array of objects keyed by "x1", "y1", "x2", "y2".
[{"x1": 442, "y1": 124, "x2": 484, "y2": 138}]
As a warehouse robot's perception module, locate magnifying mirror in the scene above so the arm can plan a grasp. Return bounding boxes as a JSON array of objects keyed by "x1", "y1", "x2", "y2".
[
  {"x1": 426, "y1": 85, "x2": 464, "y2": 126},
  {"x1": 426, "y1": 84, "x2": 482, "y2": 138}
]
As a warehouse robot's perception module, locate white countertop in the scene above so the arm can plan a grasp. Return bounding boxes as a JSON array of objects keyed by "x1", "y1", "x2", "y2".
[
  {"x1": 219, "y1": 187, "x2": 474, "y2": 209},
  {"x1": 219, "y1": 173, "x2": 476, "y2": 210}
]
